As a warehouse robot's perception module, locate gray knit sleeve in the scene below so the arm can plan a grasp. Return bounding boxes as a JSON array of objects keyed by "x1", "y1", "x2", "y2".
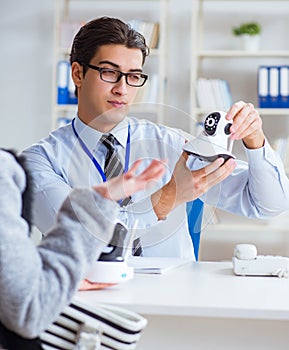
[{"x1": 0, "y1": 150, "x2": 118, "y2": 337}]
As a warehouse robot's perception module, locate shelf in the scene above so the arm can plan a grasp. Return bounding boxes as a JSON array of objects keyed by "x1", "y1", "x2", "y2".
[
  {"x1": 66, "y1": 0, "x2": 162, "y2": 2},
  {"x1": 256, "y1": 109, "x2": 289, "y2": 116},
  {"x1": 203, "y1": 207, "x2": 289, "y2": 232},
  {"x1": 189, "y1": 0, "x2": 289, "y2": 242},
  {"x1": 190, "y1": 0, "x2": 289, "y2": 135},
  {"x1": 197, "y1": 50, "x2": 289, "y2": 58},
  {"x1": 192, "y1": 108, "x2": 289, "y2": 117},
  {"x1": 197, "y1": 0, "x2": 289, "y2": 2}
]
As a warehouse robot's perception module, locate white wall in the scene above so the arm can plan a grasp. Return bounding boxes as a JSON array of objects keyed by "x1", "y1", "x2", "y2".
[
  {"x1": 1, "y1": 0, "x2": 288, "y2": 151},
  {"x1": 0, "y1": 0, "x2": 54, "y2": 150},
  {"x1": 0, "y1": 0, "x2": 193, "y2": 151}
]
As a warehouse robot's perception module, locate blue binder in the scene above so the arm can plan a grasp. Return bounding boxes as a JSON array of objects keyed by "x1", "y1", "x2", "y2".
[
  {"x1": 258, "y1": 66, "x2": 269, "y2": 108},
  {"x1": 258, "y1": 65, "x2": 289, "y2": 108},
  {"x1": 57, "y1": 60, "x2": 69, "y2": 105},
  {"x1": 268, "y1": 66, "x2": 280, "y2": 108},
  {"x1": 280, "y1": 66, "x2": 289, "y2": 108}
]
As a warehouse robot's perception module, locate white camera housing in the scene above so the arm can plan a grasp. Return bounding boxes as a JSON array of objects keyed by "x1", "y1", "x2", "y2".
[
  {"x1": 85, "y1": 221, "x2": 134, "y2": 284},
  {"x1": 183, "y1": 111, "x2": 235, "y2": 162},
  {"x1": 86, "y1": 261, "x2": 134, "y2": 284}
]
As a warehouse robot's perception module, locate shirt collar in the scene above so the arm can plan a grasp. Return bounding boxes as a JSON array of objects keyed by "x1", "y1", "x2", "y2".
[
  {"x1": 74, "y1": 116, "x2": 129, "y2": 152},
  {"x1": 109, "y1": 118, "x2": 129, "y2": 148}
]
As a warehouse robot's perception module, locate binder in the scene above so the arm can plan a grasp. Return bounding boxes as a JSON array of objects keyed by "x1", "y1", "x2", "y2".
[
  {"x1": 219, "y1": 79, "x2": 232, "y2": 110},
  {"x1": 268, "y1": 66, "x2": 280, "y2": 108},
  {"x1": 258, "y1": 65, "x2": 289, "y2": 108},
  {"x1": 196, "y1": 78, "x2": 232, "y2": 110},
  {"x1": 280, "y1": 66, "x2": 289, "y2": 108},
  {"x1": 258, "y1": 66, "x2": 269, "y2": 108},
  {"x1": 57, "y1": 60, "x2": 69, "y2": 104}
]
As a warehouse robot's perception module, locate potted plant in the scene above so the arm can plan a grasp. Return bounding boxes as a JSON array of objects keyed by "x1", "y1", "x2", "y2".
[{"x1": 232, "y1": 22, "x2": 261, "y2": 51}]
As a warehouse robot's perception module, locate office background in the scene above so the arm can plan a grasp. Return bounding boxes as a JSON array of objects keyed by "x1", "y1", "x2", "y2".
[
  {"x1": 1, "y1": 0, "x2": 289, "y2": 259},
  {"x1": 2, "y1": 0, "x2": 289, "y2": 150}
]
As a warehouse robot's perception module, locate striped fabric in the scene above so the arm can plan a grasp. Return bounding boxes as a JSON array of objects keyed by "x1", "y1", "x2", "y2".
[
  {"x1": 101, "y1": 134, "x2": 123, "y2": 181},
  {"x1": 40, "y1": 300, "x2": 147, "y2": 350}
]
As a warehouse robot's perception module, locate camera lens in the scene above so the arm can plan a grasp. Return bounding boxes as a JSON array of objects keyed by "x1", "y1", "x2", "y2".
[
  {"x1": 204, "y1": 112, "x2": 220, "y2": 135},
  {"x1": 206, "y1": 117, "x2": 215, "y2": 127},
  {"x1": 224, "y1": 123, "x2": 232, "y2": 135}
]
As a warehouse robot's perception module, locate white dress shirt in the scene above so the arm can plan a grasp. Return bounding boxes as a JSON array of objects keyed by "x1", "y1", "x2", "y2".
[{"x1": 22, "y1": 116, "x2": 289, "y2": 259}]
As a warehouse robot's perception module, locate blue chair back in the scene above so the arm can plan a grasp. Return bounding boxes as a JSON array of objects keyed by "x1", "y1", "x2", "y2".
[{"x1": 186, "y1": 199, "x2": 204, "y2": 261}]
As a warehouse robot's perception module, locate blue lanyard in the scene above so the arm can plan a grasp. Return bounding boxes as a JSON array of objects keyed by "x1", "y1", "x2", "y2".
[{"x1": 71, "y1": 118, "x2": 131, "y2": 183}]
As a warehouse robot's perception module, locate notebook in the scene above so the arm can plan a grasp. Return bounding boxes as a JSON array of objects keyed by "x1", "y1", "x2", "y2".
[{"x1": 127, "y1": 256, "x2": 192, "y2": 274}]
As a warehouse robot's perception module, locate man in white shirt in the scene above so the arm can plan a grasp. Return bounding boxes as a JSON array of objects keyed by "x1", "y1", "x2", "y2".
[{"x1": 22, "y1": 17, "x2": 289, "y2": 259}]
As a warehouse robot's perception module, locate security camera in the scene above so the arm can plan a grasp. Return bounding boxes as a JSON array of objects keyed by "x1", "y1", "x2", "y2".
[{"x1": 183, "y1": 111, "x2": 235, "y2": 162}]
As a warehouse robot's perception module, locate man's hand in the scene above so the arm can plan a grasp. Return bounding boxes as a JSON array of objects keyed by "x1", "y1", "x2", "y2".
[
  {"x1": 226, "y1": 101, "x2": 265, "y2": 149},
  {"x1": 84, "y1": 160, "x2": 165, "y2": 291},
  {"x1": 152, "y1": 152, "x2": 236, "y2": 220},
  {"x1": 94, "y1": 159, "x2": 165, "y2": 201}
]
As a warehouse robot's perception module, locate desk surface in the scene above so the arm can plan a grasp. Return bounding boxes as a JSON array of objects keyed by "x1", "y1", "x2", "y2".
[{"x1": 75, "y1": 261, "x2": 289, "y2": 320}]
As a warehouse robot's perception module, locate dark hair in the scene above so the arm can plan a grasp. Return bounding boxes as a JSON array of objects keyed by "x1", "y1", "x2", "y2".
[
  {"x1": 70, "y1": 16, "x2": 149, "y2": 65},
  {"x1": 70, "y1": 17, "x2": 149, "y2": 97}
]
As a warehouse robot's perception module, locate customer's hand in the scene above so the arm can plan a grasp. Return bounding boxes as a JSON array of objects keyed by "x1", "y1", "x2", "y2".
[
  {"x1": 78, "y1": 279, "x2": 116, "y2": 291},
  {"x1": 83, "y1": 160, "x2": 164, "y2": 291}
]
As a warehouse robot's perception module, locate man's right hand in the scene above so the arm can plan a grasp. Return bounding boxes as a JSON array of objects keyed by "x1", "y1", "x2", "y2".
[{"x1": 151, "y1": 151, "x2": 236, "y2": 220}]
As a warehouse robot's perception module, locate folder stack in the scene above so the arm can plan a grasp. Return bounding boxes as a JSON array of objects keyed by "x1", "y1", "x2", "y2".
[
  {"x1": 57, "y1": 60, "x2": 77, "y2": 105},
  {"x1": 258, "y1": 66, "x2": 289, "y2": 108},
  {"x1": 196, "y1": 78, "x2": 232, "y2": 111}
]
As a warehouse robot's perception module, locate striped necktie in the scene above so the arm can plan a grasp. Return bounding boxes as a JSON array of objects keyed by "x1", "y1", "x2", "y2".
[{"x1": 101, "y1": 134, "x2": 142, "y2": 256}]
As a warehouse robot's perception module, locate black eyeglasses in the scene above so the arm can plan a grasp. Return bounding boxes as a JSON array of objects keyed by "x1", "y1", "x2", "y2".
[{"x1": 82, "y1": 62, "x2": 148, "y2": 87}]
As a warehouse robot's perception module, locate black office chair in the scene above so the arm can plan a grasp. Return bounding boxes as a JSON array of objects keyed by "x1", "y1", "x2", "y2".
[{"x1": 186, "y1": 199, "x2": 204, "y2": 261}]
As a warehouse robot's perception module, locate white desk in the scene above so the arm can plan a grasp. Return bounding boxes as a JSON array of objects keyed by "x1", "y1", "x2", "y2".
[{"x1": 75, "y1": 261, "x2": 289, "y2": 350}]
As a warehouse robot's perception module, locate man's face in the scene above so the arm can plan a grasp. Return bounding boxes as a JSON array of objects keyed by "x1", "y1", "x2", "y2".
[{"x1": 72, "y1": 44, "x2": 144, "y2": 131}]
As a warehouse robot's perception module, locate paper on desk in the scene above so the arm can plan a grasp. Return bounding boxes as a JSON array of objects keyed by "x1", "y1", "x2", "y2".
[{"x1": 127, "y1": 256, "x2": 192, "y2": 274}]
